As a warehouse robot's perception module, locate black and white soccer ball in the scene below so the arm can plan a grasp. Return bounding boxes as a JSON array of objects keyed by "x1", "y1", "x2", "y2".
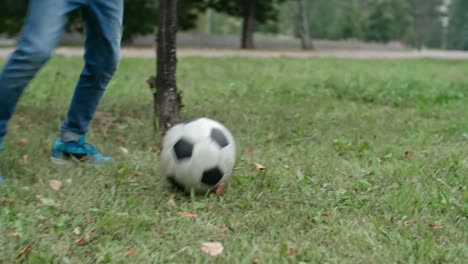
[{"x1": 159, "y1": 118, "x2": 236, "y2": 193}]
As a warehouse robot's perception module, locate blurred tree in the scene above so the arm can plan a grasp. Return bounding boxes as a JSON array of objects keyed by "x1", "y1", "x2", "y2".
[
  {"x1": 297, "y1": 0, "x2": 313, "y2": 49},
  {"x1": 0, "y1": 0, "x2": 207, "y2": 44},
  {"x1": 207, "y1": 0, "x2": 285, "y2": 49},
  {"x1": 448, "y1": 0, "x2": 468, "y2": 50},
  {"x1": 0, "y1": 0, "x2": 28, "y2": 37},
  {"x1": 410, "y1": 0, "x2": 444, "y2": 49}
]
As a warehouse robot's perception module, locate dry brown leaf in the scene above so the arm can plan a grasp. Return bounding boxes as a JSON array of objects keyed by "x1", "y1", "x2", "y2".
[
  {"x1": 245, "y1": 147, "x2": 254, "y2": 153},
  {"x1": 167, "y1": 194, "x2": 176, "y2": 206},
  {"x1": 75, "y1": 236, "x2": 88, "y2": 246},
  {"x1": 49, "y1": 180, "x2": 62, "y2": 191},
  {"x1": 266, "y1": 132, "x2": 274, "y2": 140},
  {"x1": 404, "y1": 219, "x2": 416, "y2": 227},
  {"x1": 179, "y1": 211, "x2": 198, "y2": 218},
  {"x1": 201, "y1": 242, "x2": 224, "y2": 257},
  {"x1": 429, "y1": 222, "x2": 444, "y2": 229},
  {"x1": 252, "y1": 256, "x2": 259, "y2": 264},
  {"x1": 215, "y1": 182, "x2": 227, "y2": 196},
  {"x1": 405, "y1": 151, "x2": 414, "y2": 161},
  {"x1": 20, "y1": 154, "x2": 28, "y2": 165},
  {"x1": 321, "y1": 210, "x2": 331, "y2": 217},
  {"x1": 17, "y1": 245, "x2": 32, "y2": 259},
  {"x1": 124, "y1": 248, "x2": 140, "y2": 257},
  {"x1": 151, "y1": 146, "x2": 159, "y2": 153},
  {"x1": 119, "y1": 147, "x2": 129, "y2": 155},
  {"x1": 253, "y1": 162, "x2": 266, "y2": 172},
  {"x1": 16, "y1": 138, "x2": 28, "y2": 146},
  {"x1": 73, "y1": 227, "x2": 81, "y2": 236},
  {"x1": 287, "y1": 247, "x2": 298, "y2": 256},
  {"x1": 133, "y1": 172, "x2": 142, "y2": 177},
  {"x1": 5, "y1": 231, "x2": 20, "y2": 237},
  {"x1": 3, "y1": 197, "x2": 14, "y2": 205}
]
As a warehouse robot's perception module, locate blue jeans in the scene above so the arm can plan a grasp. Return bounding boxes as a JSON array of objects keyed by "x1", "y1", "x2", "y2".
[{"x1": 0, "y1": 0, "x2": 123, "y2": 138}]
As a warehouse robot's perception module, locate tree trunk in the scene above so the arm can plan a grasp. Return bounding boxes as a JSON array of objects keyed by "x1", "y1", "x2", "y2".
[
  {"x1": 241, "y1": 0, "x2": 256, "y2": 49},
  {"x1": 149, "y1": 0, "x2": 181, "y2": 135},
  {"x1": 297, "y1": 0, "x2": 313, "y2": 50}
]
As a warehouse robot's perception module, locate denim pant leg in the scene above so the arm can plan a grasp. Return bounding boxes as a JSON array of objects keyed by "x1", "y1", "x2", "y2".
[
  {"x1": 0, "y1": 0, "x2": 81, "y2": 138},
  {"x1": 60, "y1": 0, "x2": 123, "y2": 140}
]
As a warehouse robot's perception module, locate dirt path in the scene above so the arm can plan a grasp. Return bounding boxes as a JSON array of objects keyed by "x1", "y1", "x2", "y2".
[{"x1": 1, "y1": 47, "x2": 468, "y2": 60}]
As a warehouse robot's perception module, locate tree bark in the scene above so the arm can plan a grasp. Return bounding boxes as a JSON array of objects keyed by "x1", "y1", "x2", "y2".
[
  {"x1": 297, "y1": 0, "x2": 313, "y2": 50},
  {"x1": 148, "y1": 0, "x2": 181, "y2": 135},
  {"x1": 241, "y1": 0, "x2": 256, "y2": 49}
]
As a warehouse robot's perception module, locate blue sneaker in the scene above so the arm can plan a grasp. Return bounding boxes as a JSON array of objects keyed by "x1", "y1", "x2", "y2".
[
  {"x1": 51, "y1": 136, "x2": 113, "y2": 165},
  {"x1": 0, "y1": 137, "x2": 4, "y2": 183}
]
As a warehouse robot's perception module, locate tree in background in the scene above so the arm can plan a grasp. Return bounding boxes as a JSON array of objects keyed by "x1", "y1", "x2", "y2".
[
  {"x1": 297, "y1": 0, "x2": 313, "y2": 50},
  {"x1": 410, "y1": 0, "x2": 444, "y2": 49},
  {"x1": 207, "y1": 0, "x2": 285, "y2": 49},
  {"x1": 364, "y1": 0, "x2": 413, "y2": 43},
  {"x1": 0, "y1": 0, "x2": 206, "y2": 44},
  {"x1": 448, "y1": 0, "x2": 468, "y2": 50}
]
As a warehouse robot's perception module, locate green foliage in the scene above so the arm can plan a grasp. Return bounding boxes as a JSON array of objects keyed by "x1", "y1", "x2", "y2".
[
  {"x1": 0, "y1": 0, "x2": 207, "y2": 43},
  {"x1": 207, "y1": 0, "x2": 285, "y2": 24},
  {"x1": 364, "y1": 0, "x2": 413, "y2": 43},
  {"x1": 448, "y1": 0, "x2": 468, "y2": 50},
  {"x1": 0, "y1": 0, "x2": 28, "y2": 37}
]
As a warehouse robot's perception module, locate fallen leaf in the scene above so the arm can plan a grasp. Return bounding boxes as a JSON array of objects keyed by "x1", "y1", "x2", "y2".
[
  {"x1": 201, "y1": 242, "x2": 224, "y2": 257},
  {"x1": 73, "y1": 227, "x2": 81, "y2": 236},
  {"x1": 405, "y1": 151, "x2": 414, "y2": 161},
  {"x1": 252, "y1": 256, "x2": 259, "y2": 264},
  {"x1": 16, "y1": 138, "x2": 28, "y2": 146},
  {"x1": 321, "y1": 210, "x2": 331, "y2": 217},
  {"x1": 5, "y1": 231, "x2": 20, "y2": 237},
  {"x1": 429, "y1": 222, "x2": 444, "y2": 229},
  {"x1": 49, "y1": 180, "x2": 62, "y2": 191},
  {"x1": 17, "y1": 245, "x2": 32, "y2": 259},
  {"x1": 124, "y1": 248, "x2": 140, "y2": 257},
  {"x1": 133, "y1": 172, "x2": 142, "y2": 177},
  {"x1": 151, "y1": 146, "x2": 159, "y2": 153},
  {"x1": 215, "y1": 182, "x2": 227, "y2": 196},
  {"x1": 20, "y1": 154, "x2": 28, "y2": 165},
  {"x1": 119, "y1": 147, "x2": 129, "y2": 155},
  {"x1": 404, "y1": 219, "x2": 416, "y2": 226},
  {"x1": 167, "y1": 194, "x2": 176, "y2": 206},
  {"x1": 287, "y1": 247, "x2": 298, "y2": 256},
  {"x1": 253, "y1": 162, "x2": 266, "y2": 172},
  {"x1": 245, "y1": 147, "x2": 254, "y2": 153},
  {"x1": 179, "y1": 211, "x2": 198, "y2": 218},
  {"x1": 3, "y1": 197, "x2": 14, "y2": 205},
  {"x1": 266, "y1": 132, "x2": 274, "y2": 140},
  {"x1": 75, "y1": 236, "x2": 88, "y2": 246}
]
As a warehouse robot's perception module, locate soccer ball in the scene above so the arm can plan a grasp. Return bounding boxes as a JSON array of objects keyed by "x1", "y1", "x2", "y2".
[{"x1": 159, "y1": 118, "x2": 236, "y2": 193}]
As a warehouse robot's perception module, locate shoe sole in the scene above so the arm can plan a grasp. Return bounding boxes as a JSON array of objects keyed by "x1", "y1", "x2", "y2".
[
  {"x1": 51, "y1": 157, "x2": 73, "y2": 165},
  {"x1": 51, "y1": 156, "x2": 113, "y2": 165}
]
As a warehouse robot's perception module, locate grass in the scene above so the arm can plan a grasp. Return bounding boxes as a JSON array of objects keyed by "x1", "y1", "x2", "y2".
[{"x1": 0, "y1": 55, "x2": 467, "y2": 263}]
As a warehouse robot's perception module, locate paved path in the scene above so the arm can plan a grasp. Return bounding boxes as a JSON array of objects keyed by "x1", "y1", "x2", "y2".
[{"x1": 1, "y1": 47, "x2": 468, "y2": 60}]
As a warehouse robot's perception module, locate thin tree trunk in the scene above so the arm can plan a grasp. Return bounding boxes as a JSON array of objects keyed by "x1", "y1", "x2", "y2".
[
  {"x1": 241, "y1": 0, "x2": 256, "y2": 49},
  {"x1": 148, "y1": 0, "x2": 181, "y2": 135},
  {"x1": 298, "y1": 0, "x2": 313, "y2": 50}
]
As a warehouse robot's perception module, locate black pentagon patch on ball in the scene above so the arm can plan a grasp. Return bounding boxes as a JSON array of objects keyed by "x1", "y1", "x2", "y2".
[
  {"x1": 173, "y1": 138, "x2": 194, "y2": 160},
  {"x1": 201, "y1": 167, "x2": 224, "y2": 186},
  {"x1": 211, "y1": 128, "x2": 229, "y2": 148}
]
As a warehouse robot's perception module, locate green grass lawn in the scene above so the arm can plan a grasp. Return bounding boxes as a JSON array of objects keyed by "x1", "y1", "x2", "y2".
[{"x1": 0, "y1": 56, "x2": 467, "y2": 263}]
